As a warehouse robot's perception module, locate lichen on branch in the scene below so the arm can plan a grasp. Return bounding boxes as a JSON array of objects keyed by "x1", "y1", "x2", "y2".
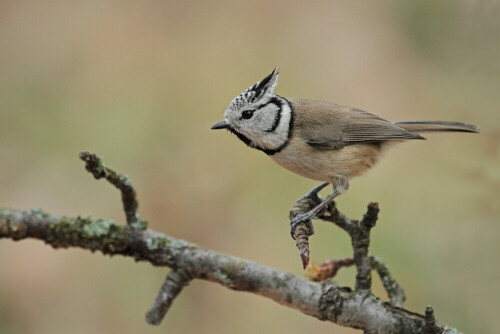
[{"x1": 0, "y1": 152, "x2": 462, "y2": 334}]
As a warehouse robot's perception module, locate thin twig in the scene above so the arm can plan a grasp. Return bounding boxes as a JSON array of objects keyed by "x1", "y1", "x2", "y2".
[
  {"x1": 308, "y1": 256, "x2": 406, "y2": 308},
  {"x1": 79, "y1": 151, "x2": 144, "y2": 229},
  {"x1": 350, "y1": 202, "x2": 379, "y2": 294},
  {"x1": 425, "y1": 306, "x2": 441, "y2": 334},
  {"x1": 317, "y1": 200, "x2": 354, "y2": 231},
  {"x1": 146, "y1": 268, "x2": 193, "y2": 325},
  {"x1": 370, "y1": 256, "x2": 406, "y2": 308}
]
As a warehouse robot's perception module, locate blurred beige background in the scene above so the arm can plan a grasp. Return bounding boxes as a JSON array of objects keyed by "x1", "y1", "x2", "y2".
[{"x1": 0, "y1": 1, "x2": 499, "y2": 333}]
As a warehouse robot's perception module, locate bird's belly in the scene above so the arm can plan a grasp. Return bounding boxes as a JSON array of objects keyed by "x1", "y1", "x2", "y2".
[
  {"x1": 270, "y1": 148, "x2": 333, "y2": 182},
  {"x1": 269, "y1": 141, "x2": 382, "y2": 182}
]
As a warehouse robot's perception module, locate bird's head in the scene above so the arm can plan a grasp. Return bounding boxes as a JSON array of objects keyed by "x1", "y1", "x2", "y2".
[{"x1": 211, "y1": 69, "x2": 292, "y2": 154}]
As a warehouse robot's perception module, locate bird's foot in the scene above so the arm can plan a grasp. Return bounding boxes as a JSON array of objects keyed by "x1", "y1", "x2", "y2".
[{"x1": 290, "y1": 211, "x2": 315, "y2": 239}]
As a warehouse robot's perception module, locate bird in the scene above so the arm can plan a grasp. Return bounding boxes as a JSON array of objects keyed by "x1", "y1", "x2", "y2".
[{"x1": 211, "y1": 69, "x2": 479, "y2": 237}]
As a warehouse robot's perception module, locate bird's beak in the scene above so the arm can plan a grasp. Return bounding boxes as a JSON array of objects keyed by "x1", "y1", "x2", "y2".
[{"x1": 211, "y1": 120, "x2": 229, "y2": 130}]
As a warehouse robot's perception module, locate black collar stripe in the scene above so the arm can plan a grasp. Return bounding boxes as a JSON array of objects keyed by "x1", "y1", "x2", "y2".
[{"x1": 265, "y1": 97, "x2": 283, "y2": 133}]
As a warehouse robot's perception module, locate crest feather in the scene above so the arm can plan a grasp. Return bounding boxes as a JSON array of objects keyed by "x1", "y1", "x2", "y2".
[{"x1": 244, "y1": 68, "x2": 279, "y2": 102}]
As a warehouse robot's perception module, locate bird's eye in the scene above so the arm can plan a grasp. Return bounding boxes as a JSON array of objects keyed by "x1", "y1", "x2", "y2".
[{"x1": 241, "y1": 110, "x2": 254, "y2": 120}]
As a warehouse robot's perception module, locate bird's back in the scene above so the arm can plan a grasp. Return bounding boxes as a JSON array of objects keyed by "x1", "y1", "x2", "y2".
[{"x1": 287, "y1": 98, "x2": 422, "y2": 149}]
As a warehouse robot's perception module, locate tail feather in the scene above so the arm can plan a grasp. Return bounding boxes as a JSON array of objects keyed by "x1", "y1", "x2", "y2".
[{"x1": 394, "y1": 121, "x2": 479, "y2": 134}]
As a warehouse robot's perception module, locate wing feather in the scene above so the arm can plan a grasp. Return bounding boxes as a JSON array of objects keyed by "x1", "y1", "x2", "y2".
[{"x1": 289, "y1": 99, "x2": 423, "y2": 150}]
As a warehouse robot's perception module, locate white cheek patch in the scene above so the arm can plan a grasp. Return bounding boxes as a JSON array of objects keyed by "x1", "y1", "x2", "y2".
[
  {"x1": 251, "y1": 99, "x2": 292, "y2": 150},
  {"x1": 253, "y1": 106, "x2": 277, "y2": 131}
]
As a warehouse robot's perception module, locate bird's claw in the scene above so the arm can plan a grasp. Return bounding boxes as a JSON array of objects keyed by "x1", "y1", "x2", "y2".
[{"x1": 290, "y1": 212, "x2": 315, "y2": 239}]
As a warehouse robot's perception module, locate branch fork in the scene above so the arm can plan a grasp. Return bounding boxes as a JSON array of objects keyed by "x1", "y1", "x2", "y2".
[{"x1": 0, "y1": 151, "x2": 462, "y2": 333}]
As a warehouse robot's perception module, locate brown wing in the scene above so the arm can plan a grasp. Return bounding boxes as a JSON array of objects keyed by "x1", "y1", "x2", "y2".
[{"x1": 289, "y1": 98, "x2": 423, "y2": 149}]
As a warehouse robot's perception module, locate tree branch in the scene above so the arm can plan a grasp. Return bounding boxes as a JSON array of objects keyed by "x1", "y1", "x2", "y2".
[
  {"x1": 307, "y1": 256, "x2": 406, "y2": 308},
  {"x1": 291, "y1": 194, "x2": 379, "y2": 294},
  {"x1": 0, "y1": 152, "x2": 462, "y2": 333},
  {"x1": 0, "y1": 208, "x2": 459, "y2": 333},
  {"x1": 79, "y1": 151, "x2": 144, "y2": 228},
  {"x1": 371, "y1": 256, "x2": 406, "y2": 308},
  {"x1": 146, "y1": 268, "x2": 193, "y2": 325}
]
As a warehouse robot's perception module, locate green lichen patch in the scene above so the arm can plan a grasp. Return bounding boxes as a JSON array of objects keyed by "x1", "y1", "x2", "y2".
[
  {"x1": 82, "y1": 219, "x2": 112, "y2": 237},
  {"x1": 146, "y1": 236, "x2": 171, "y2": 251},
  {"x1": 47, "y1": 216, "x2": 78, "y2": 244},
  {"x1": 46, "y1": 215, "x2": 132, "y2": 255},
  {"x1": 0, "y1": 209, "x2": 12, "y2": 218},
  {"x1": 30, "y1": 207, "x2": 49, "y2": 219},
  {"x1": 121, "y1": 175, "x2": 131, "y2": 186},
  {"x1": 319, "y1": 280, "x2": 343, "y2": 322},
  {"x1": 170, "y1": 239, "x2": 189, "y2": 256},
  {"x1": 130, "y1": 219, "x2": 147, "y2": 230},
  {"x1": 79, "y1": 151, "x2": 108, "y2": 179},
  {"x1": 212, "y1": 261, "x2": 247, "y2": 289},
  {"x1": 213, "y1": 268, "x2": 232, "y2": 288},
  {"x1": 220, "y1": 261, "x2": 246, "y2": 282},
  {"x1": 270, "y1": 272, "x2": 285, "y2": 289}
]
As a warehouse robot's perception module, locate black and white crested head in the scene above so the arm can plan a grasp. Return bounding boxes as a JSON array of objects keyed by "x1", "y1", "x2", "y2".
[
  {"x1": 218, "y1": 69, "x2": 293, "y2": 155},
  {"x1": 239, "y1": 68, "x2": 280, "y2": 104}
]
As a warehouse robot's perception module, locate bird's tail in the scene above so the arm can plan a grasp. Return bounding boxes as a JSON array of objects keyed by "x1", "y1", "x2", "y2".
[{"x1": 394, "y1": 121, "x2": 479, "y2": 134}]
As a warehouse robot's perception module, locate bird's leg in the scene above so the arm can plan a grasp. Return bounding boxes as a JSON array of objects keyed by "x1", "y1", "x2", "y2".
[
  {"x1": 290, "y1": 191, "x2": 339, "y2": 238},
  {"x1": 298, "y1": 182, "x2": 329, "y2": 201},
  {"x1": 290, "y1": 179, "x2": 348, "y2": 238}
]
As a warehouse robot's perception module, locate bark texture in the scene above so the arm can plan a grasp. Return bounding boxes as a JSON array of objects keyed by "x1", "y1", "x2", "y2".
[{"x1": 0, "y1": 152, "x2": 463, "y2": 333}]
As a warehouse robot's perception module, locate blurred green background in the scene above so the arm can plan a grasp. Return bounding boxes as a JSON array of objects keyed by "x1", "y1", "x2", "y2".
[{"x1": 0, "y1": 1, "x2": 499, "y2": 333}]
